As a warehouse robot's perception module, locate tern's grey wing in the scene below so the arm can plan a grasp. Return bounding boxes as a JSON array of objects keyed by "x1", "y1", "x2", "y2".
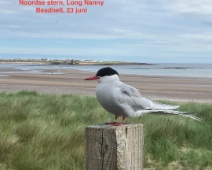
[
  {"x1": 115, "y1": 83, "x2": 152, "y2": 110},
  {"x1": 115, "y1": 83, "x2": 179, "y2": 111}
]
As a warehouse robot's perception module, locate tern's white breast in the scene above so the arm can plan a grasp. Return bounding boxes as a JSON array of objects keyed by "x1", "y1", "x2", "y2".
[{"x1": 96, "y1": 75, "x2": 124, "y2": 116}]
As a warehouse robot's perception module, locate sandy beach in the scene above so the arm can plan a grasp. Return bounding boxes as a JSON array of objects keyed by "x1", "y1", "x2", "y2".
[{"x1": 0, "y1": 67, "x2": 212, "y2": 103}]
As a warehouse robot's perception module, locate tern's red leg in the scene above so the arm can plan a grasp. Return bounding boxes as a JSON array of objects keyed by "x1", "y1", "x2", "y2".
[
  {"x1": 113, "y1": 116, "x2": 126, "y2": 126},
  {"x1": 106, "y1": 115, "x2": 118, "y2": 125}
]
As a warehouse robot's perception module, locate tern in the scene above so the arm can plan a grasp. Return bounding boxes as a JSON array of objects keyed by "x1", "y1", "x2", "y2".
[{"x1": 85, "y1": 67, "x2": 201, "y2": 126}]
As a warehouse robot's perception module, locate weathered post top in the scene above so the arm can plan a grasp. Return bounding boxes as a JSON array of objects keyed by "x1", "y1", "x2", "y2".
[{"x1": 85, "y1": 124, "x2": 144, "y2": 170}]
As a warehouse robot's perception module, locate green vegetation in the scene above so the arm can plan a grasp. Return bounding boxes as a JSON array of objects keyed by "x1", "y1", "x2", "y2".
[{"x1": 0, "y1": 91, "x2": 211, "y2": 170}]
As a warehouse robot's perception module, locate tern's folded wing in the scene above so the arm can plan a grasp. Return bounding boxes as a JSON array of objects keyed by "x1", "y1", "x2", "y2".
[{"x1": 115, "y1": 83, "x2": 179, "y2": 111}]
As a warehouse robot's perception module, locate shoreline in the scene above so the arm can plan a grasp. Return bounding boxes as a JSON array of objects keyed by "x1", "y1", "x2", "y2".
[
  {"x1": 0, "y1": 61, "x2": 150, "y2": 65},
  {"x1": 0, "y1": 67, "x2": 212, "y2": 103}
]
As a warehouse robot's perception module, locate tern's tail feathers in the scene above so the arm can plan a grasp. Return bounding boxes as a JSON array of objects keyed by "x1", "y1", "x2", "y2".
[
  {"x1": 150, "y1": 101, "x2": 180, "y2": 110},
  {"x1": 137, "y1": 110, "x2": 202, "y2": 121}
]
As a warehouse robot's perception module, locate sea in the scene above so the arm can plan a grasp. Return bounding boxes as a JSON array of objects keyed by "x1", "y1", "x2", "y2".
[{"x1": 1, "y1": 63, "x2": 212, "y2": 78}]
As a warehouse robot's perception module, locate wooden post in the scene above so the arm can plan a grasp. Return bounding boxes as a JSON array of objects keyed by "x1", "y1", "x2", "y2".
[{"x1": 85, "y1": 124, "x2": 144, "y2": 170}]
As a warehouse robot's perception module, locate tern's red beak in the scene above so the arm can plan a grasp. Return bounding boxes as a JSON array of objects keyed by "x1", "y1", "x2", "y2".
[{"x1": 84, "y1": 76, "x2": 99, "y2": 80}]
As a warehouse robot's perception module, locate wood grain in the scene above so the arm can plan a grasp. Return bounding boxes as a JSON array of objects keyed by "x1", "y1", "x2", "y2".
[{"x1": 85, "y1": 124, "x2": 144, "y2": 170}]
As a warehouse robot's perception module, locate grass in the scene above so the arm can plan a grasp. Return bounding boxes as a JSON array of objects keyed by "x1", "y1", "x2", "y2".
[{"x1": 0, "y1": 90, "x2": 211, "y2": 170}]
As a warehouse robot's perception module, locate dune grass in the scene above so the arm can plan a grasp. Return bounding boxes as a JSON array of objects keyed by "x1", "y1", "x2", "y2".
[{"x1": 0, "y1": 91, "x2": 211, "y2": 170}]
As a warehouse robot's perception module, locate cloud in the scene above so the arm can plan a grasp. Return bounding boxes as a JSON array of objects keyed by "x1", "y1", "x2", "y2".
[
  {"x1": 161, "y1": 0, "x2": 212, "y2": 15},
  {"x1": 0, "y1": 1, "x2": 20, "y2": 14},
  {"x1": 181, "y1": 32, "x2": 212, "y2": 45},
  {"x1": 160, "y1": 0, "x2": 212, "y2": 24},
  {"x1": 0, "y1": 0, "x2": 212, "y2": 62}
]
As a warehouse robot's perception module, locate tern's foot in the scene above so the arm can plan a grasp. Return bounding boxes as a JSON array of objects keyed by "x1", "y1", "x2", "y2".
[
  {"x1": 112, "y1": 122, "x2": 124, "y2": 126},
  {"x1": 106, "y1": 116, "x2": 125, "y2": 126}
]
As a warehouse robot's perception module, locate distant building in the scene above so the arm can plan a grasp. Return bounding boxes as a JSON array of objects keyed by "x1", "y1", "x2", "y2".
[{"x1": 41, "y1": 58, "x2": 49, "y2": 61}]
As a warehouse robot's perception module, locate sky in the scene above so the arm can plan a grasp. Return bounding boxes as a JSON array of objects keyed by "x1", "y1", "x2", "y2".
[{"x1": 0, "y1": 0, "x2": 212, "y2": 63}]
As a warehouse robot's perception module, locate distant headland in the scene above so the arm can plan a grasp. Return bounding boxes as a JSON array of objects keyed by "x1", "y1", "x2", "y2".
[{"x1": 0, "y1": 59, "x2": 151, "y2": 65}]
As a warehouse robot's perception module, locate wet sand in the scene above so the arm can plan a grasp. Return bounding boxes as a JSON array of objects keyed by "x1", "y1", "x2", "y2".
[{"x1": 0, "y1": 67, "x2": 212, "y2": 103}]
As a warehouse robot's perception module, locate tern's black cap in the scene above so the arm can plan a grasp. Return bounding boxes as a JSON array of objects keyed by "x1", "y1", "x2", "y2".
[{"x1": 96, "y1": 67, "x2": 119, "y2": 77}]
